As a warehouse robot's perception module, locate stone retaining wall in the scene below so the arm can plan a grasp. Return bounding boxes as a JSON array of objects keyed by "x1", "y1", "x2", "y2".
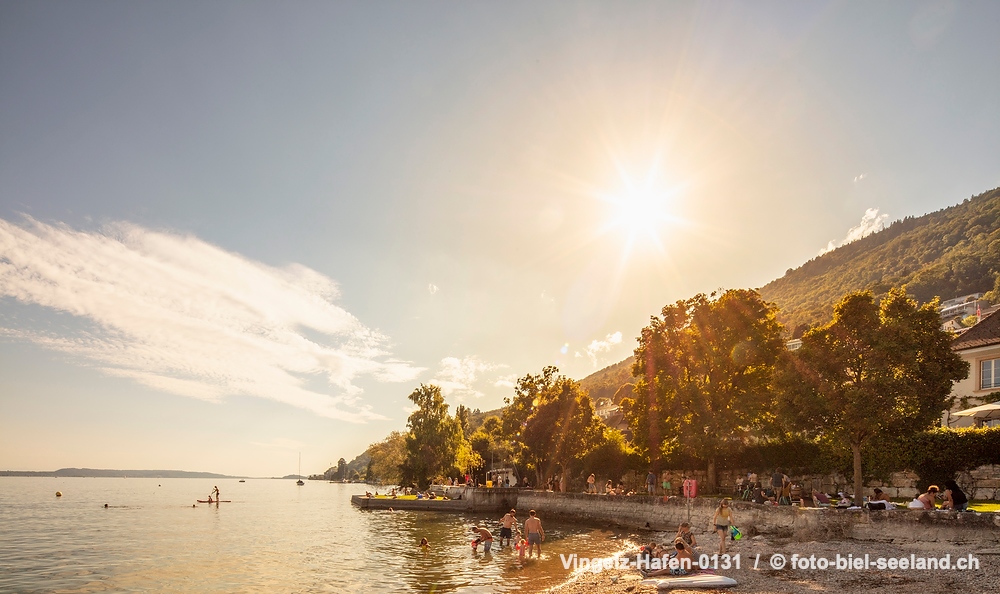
[
  {"x1": 645, "y1": 464, "x2": 1000, "y2": 500},
  {"x1": 515, "y1": 491, "x2": 1000, "y2": 545}
]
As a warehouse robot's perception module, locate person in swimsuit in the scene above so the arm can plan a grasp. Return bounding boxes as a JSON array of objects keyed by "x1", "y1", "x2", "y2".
[
  {"x1": 918, "y1": 485, "x2": 939, "y2": 510},
  {"x1": 499, "y1": 509, "x2": 517, "y2": 547},
  {"x1": 523, "y1": 510, "x2": 545, "y2": 558},
  {"x1": 676, "y1": 522, "x2": 697, "y2": 549},
  {"x1": 711, "y1": 499, "x2": 735, "y2": 554},
  {"x1": 471, "y1": 526, "x2": 494, "y2": 553}
]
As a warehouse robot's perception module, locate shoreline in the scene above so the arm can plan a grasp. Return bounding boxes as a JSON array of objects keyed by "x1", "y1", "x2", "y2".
[{"x1": 544, "y1": 534, "x2": 1000, "y2": 593}]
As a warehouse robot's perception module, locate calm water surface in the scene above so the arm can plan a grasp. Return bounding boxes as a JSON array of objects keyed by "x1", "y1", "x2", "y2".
[{"x1": 0, "y1": 478, "x2": 644, "y2": 593}]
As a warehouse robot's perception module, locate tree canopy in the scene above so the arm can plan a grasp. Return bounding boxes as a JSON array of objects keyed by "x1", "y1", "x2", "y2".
[
  {"x1": 776, "y1": 288, "x2": 968, "y2": 499},
  {"x1": 401, "y1": 384, "x2": 469, "y2": 488},
  {"x1": 502, "y1": 366, "x2": 605, "y2": 488},
  {"x1": 621, "y1": 289, "x2": 785, "y2": 490}
]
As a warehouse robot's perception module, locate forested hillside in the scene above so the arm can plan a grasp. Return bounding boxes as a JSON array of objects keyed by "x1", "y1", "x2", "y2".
[
  {"x1": 760, "y1": 187, "x2": 1000, "y2": 332},
  {"x1": 577, "y1": 357, "x2": 635, "y2": 404}
]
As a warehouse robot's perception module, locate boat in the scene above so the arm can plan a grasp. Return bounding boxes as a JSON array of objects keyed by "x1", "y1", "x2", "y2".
[
  {"x1": 239, "y1": 479, "x2": 245, "y2": 483},
  {"x1": 640, "y1": 574, "x2": 737, "y2": 589},
  {"x1": 296, "y1": 453, "x2": 305, "y2": 486},
  {"x1": 197, "y1": 499, "x2": 232, "y2": 503}
]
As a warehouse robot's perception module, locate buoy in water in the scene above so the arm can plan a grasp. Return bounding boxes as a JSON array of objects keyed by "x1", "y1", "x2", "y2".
[{"x1": 55, "y1": 491, "x2": 62, "y2": 497}]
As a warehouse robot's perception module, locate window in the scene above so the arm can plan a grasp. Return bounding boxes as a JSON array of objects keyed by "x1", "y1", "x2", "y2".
[{"x1": 981, "y1": 359, "x2": 1000, "y2": 390}]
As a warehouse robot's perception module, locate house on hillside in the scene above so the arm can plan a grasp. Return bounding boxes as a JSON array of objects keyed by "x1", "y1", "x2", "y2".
[
  {"x1": 942, "y1": 317, "x2": 970, "y2": 334},
  {"x1": 943, "y1": 311, "x2": 1000, "y2": 428},
  {"x1": 939, "y1": 293, "x2": 987, "y2": 320},
  {"x1": 594, "y1": 397, "x2": 631, "y2": 437}
]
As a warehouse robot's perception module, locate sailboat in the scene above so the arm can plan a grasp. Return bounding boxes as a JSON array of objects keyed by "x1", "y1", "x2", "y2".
[{"x1": 296, "y1": 452, "x2": 305, "y2": 486}]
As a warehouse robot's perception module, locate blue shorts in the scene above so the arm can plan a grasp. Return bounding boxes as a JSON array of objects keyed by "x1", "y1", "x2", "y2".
[{"x1": 527, "y1": 533, "x2": 541, "y2": 545}]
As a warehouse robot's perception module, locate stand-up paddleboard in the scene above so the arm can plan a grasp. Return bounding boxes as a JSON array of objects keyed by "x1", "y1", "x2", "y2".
[
  {"x1": 196, "y1": 500, "x2": 232, "y2": 503},
  {"x1": 640, "y1": 574, "x2": 737, "y2": 589}
]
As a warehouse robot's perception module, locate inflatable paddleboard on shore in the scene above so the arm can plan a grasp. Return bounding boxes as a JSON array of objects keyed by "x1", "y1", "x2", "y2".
[{"x1": 640, "y1": 574, "x2": 737, "y2": 589}]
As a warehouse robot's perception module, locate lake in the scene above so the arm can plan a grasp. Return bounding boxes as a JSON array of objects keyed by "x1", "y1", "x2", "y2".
[{"x1": 0, "y1": 478, "x2": 645, "y2": 593}]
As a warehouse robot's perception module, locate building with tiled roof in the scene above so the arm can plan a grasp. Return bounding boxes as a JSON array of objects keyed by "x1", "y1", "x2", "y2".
[{"x1": 944, "y1": 310, "x2": 1000, "y2": 427}]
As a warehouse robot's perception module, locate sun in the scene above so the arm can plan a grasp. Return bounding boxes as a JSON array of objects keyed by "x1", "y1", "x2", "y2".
[{"x1": 599, "y1": 176, "x2": 681, "y2": 256}]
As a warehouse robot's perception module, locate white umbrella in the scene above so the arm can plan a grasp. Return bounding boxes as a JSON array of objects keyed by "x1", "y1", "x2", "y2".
[{"x1": 952, "y1": 402, "x2": 1000, "y2": 420}]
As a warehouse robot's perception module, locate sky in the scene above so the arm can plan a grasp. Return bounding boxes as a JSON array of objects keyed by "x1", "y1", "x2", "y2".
[{"x1": 1, "y1": 1, "x2": 998, "y2": 477}]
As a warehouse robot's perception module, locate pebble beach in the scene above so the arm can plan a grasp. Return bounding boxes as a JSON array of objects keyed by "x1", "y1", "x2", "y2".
[{"x1": 547, "y1": 535, "x2": 1000, "y2": 594}]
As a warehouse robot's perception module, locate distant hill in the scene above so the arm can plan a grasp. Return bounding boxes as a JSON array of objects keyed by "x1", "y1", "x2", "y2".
[
  {"x1": 0, "y1": 468, "x2": 239, "y2": 478},
  {"x1": 577, "y1": 357, "x2": 636, "y2": 404},
  {"x1": 760, "y1": 186, "x2": 1000, "y2": 332}
]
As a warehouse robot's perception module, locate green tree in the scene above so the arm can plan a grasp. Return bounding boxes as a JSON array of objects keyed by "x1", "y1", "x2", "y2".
[
  {"x1": 581, "y1": 427, "x2": 640, "y2": 485},
  {"x1": 776, "y1": 288, "x2": 968, "y2": 500},
  {"x1": 366, "y1": 431, "x2": 406, "y2": 485},
  {"x1": 468, "y1": 415, "x2": 511, "y2": 478},
  {"x1": 455, "y1": 404, "x2": 472, "y2": 438},
  {"x1": 621, "y1": 289, "x2": 785, "y2": 492},
  {"x1": 503, "y1": 367, "x2": 604, "y2": 489},
  {"x1": 401, "y1": 384, "x2": 466, "y2": 489}
]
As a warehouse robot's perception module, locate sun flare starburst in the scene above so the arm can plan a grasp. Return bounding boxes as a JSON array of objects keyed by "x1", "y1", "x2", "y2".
[{"x1": 598, "y1": 166, "x2": 683, "y2": 258}]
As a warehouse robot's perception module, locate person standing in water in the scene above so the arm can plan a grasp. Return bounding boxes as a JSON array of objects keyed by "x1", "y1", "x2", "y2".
[
  {"x1": 523, "y1": 510, "x2": 545, "y2": 558},
  {"x1": 499, "y1": 509, "x2": 517, "y2": 547}
]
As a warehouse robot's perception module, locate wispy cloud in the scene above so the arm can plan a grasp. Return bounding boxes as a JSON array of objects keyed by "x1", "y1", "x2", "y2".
[
  {"x1": 428, "y1": 283, "x2": 439, "y2": 295},
  {"x1": 493, "y1": 374, "x2": 517, "y2": 389},
  {"x1": 0, "y1": 217, "x2": 423, "y2": 422},
  {"x1": 853, "y1": 173, "x2": 867, "y2": 183},
  {"x1": 584, "y1": 331, "x2": 623, "y2": 366},
  {"x1": 819, "y1": 208, "x2": 888, "y2": 256},
  {"x1": 430, "y1": 355, "x2": 505, "y2": 400}
]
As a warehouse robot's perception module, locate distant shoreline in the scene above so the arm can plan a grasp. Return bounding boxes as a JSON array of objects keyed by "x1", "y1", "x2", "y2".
[{"x1": 0, "y1": 469, "x2": 251, "y2": 479}]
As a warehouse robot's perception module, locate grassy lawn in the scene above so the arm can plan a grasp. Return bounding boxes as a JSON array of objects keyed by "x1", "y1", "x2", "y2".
[{"x1": 969, "y1": 502, "x2": 1000, "y2": 513}]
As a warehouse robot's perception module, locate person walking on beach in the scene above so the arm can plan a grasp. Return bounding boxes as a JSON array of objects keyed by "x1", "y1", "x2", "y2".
[
  {"x1": 523, "y1": 510, "x2": 545, "y2": 558},
  {"x1": 499, "y1": 509, "x2": 517, "y2": 547},
  {"x1": 711, "y1": 499, "x2": 736, "y2": 554}
]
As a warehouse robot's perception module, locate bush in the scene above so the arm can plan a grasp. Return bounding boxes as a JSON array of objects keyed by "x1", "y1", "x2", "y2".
[{"x1": 901, "y1": 426, "x2": 1000, "y2": 490}]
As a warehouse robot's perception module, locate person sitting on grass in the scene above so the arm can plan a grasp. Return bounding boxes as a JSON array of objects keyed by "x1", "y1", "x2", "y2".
[
  {"x1": 918, "y1": 485, "x2": 939, "y2": 510},
  {"x1": 941, "y1": 480, "x2": 968, "y2": 511},
  {"x1": 868, "y1": 488, "x2": 894, "y2": 510}
]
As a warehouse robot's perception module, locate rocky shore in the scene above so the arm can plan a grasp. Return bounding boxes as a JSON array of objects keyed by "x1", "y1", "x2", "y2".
[{"x1": 546, "y1": 535, "x2": 1000, "y2": 593}]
